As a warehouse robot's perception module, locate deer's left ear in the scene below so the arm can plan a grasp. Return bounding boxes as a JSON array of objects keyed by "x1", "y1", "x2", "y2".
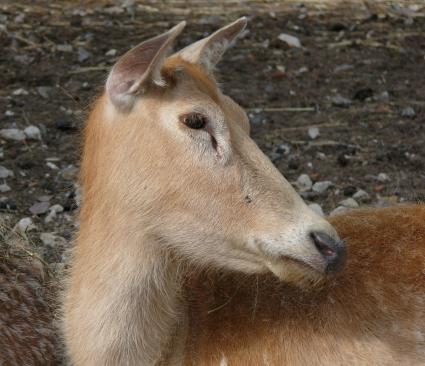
[{"x1": 177, "y1": 17, "x2": 247, "y2": 72}]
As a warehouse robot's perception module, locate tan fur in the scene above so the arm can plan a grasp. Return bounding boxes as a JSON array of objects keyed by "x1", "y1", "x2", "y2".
[{"x1": 63, "y1": 22, "x2": 425, "y2": 366}]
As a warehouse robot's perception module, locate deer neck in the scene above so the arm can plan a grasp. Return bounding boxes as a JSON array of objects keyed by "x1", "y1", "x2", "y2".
[{"x1": 78, "y1": 207, "x2": 188, "y2": 365}]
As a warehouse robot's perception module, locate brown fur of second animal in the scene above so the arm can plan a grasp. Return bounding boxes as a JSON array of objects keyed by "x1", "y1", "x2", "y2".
[
  {"x1": 185, "y1": 205, "x2": 425, "y2": 365},
  {"x1": 0, "y1": 232, "x2": 59, "y2": 366}
]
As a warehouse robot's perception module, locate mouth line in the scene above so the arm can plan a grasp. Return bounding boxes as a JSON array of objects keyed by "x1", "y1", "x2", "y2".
[{"x1": 277, "y1": 254, "x2": 324, "y2": 275}]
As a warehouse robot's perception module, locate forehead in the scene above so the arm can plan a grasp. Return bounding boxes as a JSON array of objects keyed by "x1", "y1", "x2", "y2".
[{"x1": 162, "y1": 57, "x2": 220, "y2": 104}]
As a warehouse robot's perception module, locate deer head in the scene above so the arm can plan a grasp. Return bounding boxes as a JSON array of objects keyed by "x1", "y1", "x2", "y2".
[{"x1": 82, "y1": 18, "x2": 345, "y2": 285}]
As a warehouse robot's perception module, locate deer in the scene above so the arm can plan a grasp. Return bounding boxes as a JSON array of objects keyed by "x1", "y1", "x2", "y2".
[{"x1": 63, "y1": 18, "x2": 425, "y2": 366}]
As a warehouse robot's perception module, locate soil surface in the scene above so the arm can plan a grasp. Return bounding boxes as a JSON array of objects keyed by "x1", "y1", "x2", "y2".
[{"x1": 0, "y1": 1, "x2": 424, "y2": 267}]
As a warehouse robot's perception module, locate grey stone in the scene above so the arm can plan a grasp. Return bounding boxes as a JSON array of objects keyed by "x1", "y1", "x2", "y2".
[
  {"x1": 278, "y1": 33, "x2": 302, "y2": 48},
  {"x1": 0, "y1": 166, "x2": 13, "y2": 179},
  {"x1": 40, "y1": 233, "x2": 66, "y2": 247},
  {"x1": 15, "y1": 217, "x2": 36, "y2": 234},
  {"x1": 401, "y1": 106, "x2": 415, "y2": 118},
  {"x1": 312, "y1": 181, "x2": 333, "y2": 194},
  {"x1": 330, "y1": 206, "x2": 349, "y2": 216},
  {"x1": 0, "y1": 183, "x2": 11, "y2": 193},
  {"x1": 0, "y1": 128, "x2": 25, "y2": 141},
  {"x1": 308, "y1": 127, "x2": 320, "y2": 140},
  {"x1": 353, "y1": 189, "x2": 370, "y2": 202},
  {"x1": 338, "y1": 198, "x2": 359, "y2": 208},
  {"x1": 29, "y1": 201, "x2": 50, "y2": 215},
  {"x1": 24, "y1": 125, "x2": 41, "y2": 140},
  {"x1": 331, "y1": 95, "x2": 352, "y2": 108},
  {"x1": 377, "y1": 173, "x2": 391, "y2": 183},
  {"x1": 296, "y1": 174, "x2": 313, "y2": 191}
]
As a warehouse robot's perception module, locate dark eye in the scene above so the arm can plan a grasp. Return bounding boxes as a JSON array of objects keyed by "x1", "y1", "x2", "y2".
[{"x1": 180, "y1": 113, "x2": 208, "y2": 130}]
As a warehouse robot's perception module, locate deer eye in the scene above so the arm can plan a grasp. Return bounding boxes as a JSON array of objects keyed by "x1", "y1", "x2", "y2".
[{"x1": 180, "y1": 113, "x2": 208, "y2": 130}]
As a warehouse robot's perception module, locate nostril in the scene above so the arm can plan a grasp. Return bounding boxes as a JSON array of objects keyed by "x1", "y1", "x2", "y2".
[
  {"x1": 310, "y1": 231, "x2": 346, "y2": 273},
  {"x1": 310, "y1": 232, "x2": 336, "y2": 257}
]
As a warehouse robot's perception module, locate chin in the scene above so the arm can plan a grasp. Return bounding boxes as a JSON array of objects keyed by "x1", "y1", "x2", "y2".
[{"x1": 265, "y1": 259, "x2": 325, "y2": 288}]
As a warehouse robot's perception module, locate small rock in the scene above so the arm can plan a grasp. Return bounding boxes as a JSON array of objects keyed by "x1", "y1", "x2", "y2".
[
  {"x1": 334, "y1": 64, "x2": 354, "y2": 73},
  {"x1": 312, "y1": 181, "x2": 333, "y2": 194},
  {"x1": 29, "y1": 201, "x2": 50, "y2": 215},
  {"x1": 330, "y1": 206, "x2": 349, "y2": 216},
  {"x1": 377, "y1": 173, "x2": 391, "y2": 183},
  {"x1": 353, "y1": 189, "x2": 370, "y2": 202},
  {"x1": 401, "y1": 106, "x2": 416, "y2": 118},
  {"x1": 56, "y1": 119, "x2": 78, "y2": 131},
  {"x1": 24, "y1": 125, "x2": 41, "y2": 140},
  {"x1": 331, "y1": 95, "x2": 352, "y2": 108},
  {"x1": 338, "y1": 198, "x2": 359, "y2": 208},
  {"x1": 105, "y1": 49, "x2": 117, "y2": 56},
  {"x1": 308, "y1": 127, "x2": 320, "y2": 140},
  {"x1": 308, "y1": 203, "x2": 324, "y2": 216},
  {"x1": 57, "y1": 44, "x2": 73, "y2": 52},
  {"x1": 61, "y1": 165, "x2": 79, "y2": 180},
  {"x1": 46, "y1": 162, "x2": 60, "y2": 170},
  {"x1": 40, "y1": 233, "x2": 66, "y2": 247},
  {"x1": 0, "y1": 183, "x2": 11, "y2": 193},
  {"x1": 37, "y1": 86, "x2": 53, "y2": 99},
  {"x1": 5, "y1": 110, "x2": 15, "y2": 117},
  {"x1": 45, "y1": 204, "x2": 64, "y2": 223},
  {"x1": 0, "y1": 128, "x2": 25, "y2": 141},
  {"x1": 15, "y1": 217, "x2": 36, "y2": 234},
  {"x1": 374, "y1": 91, "x2": 389, "y2": 102},
  {"x1": 78, "y1": 47, "x2": 92, "y2": 62},
  {"x1": 275, "y1": 143, "x2": 291, "y2": 156},
  {"x1": 296, "y1": 174, "x2": 313, "y2": 191},
  {"x1": 0, "y1": 166, "x2": 14, "y2": 179},
  {"x1": 278, "y1": 33, "x2": 302, "y2": 48},
  {"x1": 12, "y1": 88, "x2": 29, "y2": 96}
]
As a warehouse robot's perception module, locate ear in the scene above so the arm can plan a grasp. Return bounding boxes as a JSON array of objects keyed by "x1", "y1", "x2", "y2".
[
  {"x1": 177, "y1": 17, "x2": 247, "y2": 73},
  {"x1": 106, "y1": 21, "x2": 186, "y2": 110}
]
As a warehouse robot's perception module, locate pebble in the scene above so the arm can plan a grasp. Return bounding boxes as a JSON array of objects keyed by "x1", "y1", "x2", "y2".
[
  {"x1": 0, "y1": 128, "x2": 25, "y2": 141},
  {"x1": 312, "y1": 181, "x2": 333, "y2": 194},
  {"x1": 78, "y1": 47, "x2": 92, "y2": 62},
  {"x1": 330, "y1": 206, "x2": 349, "y2": 216},
  {"x1": 296, "y1": 174, "x2": 313, "y2": 191},
  {"x1": 277, "y1": 33, "x2": 302, "y2": 48},
  {"x1": 105, "y1": 49, "x2": 117, "y2": 56},
  {"x1": 331, "y1": 95, "x2": 352, "y2": 108},
  {"x1": 24, "y1": 125, "x2": 42, "y2": 140},
  {"x1": 45, "y1": 204, "x2": 64, "y2": 223},
  {"x1": 12, "y1": 88, "x2": 29, "y2": 96},
  {"x1": 401, "y1": 106, "x2": 416, "y2": 118},
  {"x1": 0, "y1": 166, "x2": 14, "y2": 179},
  {"x1": 308, "y1": 203, "x2": 324, "y2": 216},
  {"x1": 377, "y1": 173, "x2": 391, "y2": 183},
  {"x1": 334, "y1": 64, "x2": 354, "y2": 73},
  {"x1": 353, "y1": 189, "x2": 370, "y2": 202},
  {"x1": 308, "y1": 127, "x2": 320, "y2": 140},
  {"x1": 29, "y1": 201, "x2": 50, "y2": 215},
  {"x1": 36, "y1": 86, "x2": 53, "y2": 99},
  {"x1": 40, "y1": 232, "x2": 66, "y2": 247},
  {"x1": 57, "y1": 44, "x2": 73, "y2": 52},
  {"x1": 338, "y1": 198, "x2": 359, "y2": 208},
  {"x1": 0, "y1": 183, "x2": 11, "y2": 193},
  {"x1": 15, "y1": 217, "x2": 36, "y2": 234},
  {"x1": 61, "y1": 165, "x2": 79, "y2": 180}
]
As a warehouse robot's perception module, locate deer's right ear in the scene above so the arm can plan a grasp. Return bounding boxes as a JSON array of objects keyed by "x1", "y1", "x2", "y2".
[{"x1": 106, "y1": 21, "x2": 186, "y2": 110}]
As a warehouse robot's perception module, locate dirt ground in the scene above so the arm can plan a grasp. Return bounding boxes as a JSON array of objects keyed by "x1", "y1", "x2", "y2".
[{"x1": 0, "y1": 0, "x2": 424, "y2": 266}]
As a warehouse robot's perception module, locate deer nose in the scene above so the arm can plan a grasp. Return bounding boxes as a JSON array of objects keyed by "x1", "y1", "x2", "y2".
[{"x1": 310, "y1": 232, "x2": 346, "y2": 273}]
